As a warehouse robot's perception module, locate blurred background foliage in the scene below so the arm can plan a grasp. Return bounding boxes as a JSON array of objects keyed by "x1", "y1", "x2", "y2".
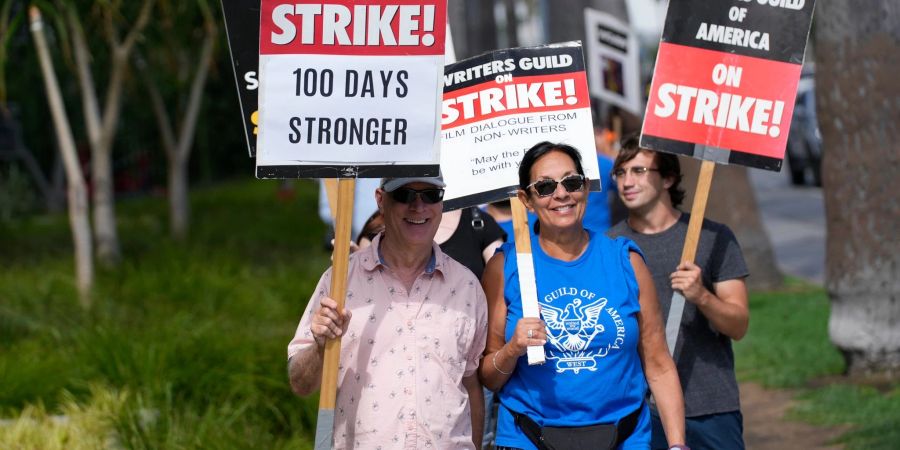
[{"x1": 0, "y1": 0, "x2": 249, "y2": 220}]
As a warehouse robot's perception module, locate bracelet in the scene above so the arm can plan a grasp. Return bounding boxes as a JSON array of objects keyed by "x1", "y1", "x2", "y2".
[
  {"x1": 669, "y1": 445, "x2": 690, "y2": 450},
  {"x1": 492, "y1": 351, "x2": 512, "y2": 375}
]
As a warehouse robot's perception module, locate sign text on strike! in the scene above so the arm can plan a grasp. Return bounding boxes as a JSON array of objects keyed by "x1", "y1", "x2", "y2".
[
  {"x1": 652, "y1": 62, "x2": 786, "y2": 139},
  {"x1": 442, "y1": 54, "x2": 578, "y2": 127},
  {"x1": 270, "y1": 3, "x2": 438, "y2": 47}
]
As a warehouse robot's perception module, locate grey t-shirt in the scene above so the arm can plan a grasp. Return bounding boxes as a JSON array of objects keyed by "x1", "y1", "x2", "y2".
[{"x1": 608, "y1": 213, "x2": 749, "y2": 417}]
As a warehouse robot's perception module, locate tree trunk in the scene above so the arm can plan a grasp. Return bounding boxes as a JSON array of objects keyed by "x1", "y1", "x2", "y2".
[
  {"x1": 544, "y1": 0, "x2": 591, "y2": 43},
  {"x1": 30, "y1": 6, "x2": 93, "y2": 306},
  {"x1": 446, "y1": 0, "x2": 468, "y2": 57},
  {"x1": 140, "y1": 12, "x2": 216, "y2": 240},
  {"x1": 168, "y1": 157, "x2": 189, "y2": 240},
  {"x1": 463, "y1": 0, "x2": 498, "y2": 57},
  {"x1": 545, "y1": 0, "x2": 630, "y2": 44},
  {"x1": 502, "y1": 0, "x2": 519, "y2": 48},
  {"x1": 91, "y1": 144, "x2": 120, "y2": 266},
  {"x1": 680, "y1": 159, "x2": 784, "y2": 291},
  {"x1": 68, "y1": 175, "x2": 93, "y2": 306},
  {"x1": 816, "y1": 0, "x2": 900, "y2": 374},
  {"x1": 68, "y1": 0, "x2": 155, "y2": 267}
]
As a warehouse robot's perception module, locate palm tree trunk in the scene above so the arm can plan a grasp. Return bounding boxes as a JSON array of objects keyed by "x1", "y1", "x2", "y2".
[{"x1": 816, "y1": 0, "x2": 900, "y2": 374}]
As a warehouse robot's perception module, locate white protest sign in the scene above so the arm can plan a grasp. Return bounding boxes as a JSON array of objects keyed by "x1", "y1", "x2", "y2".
[
  {"x1": 584, "y1": 8, "x2": 642, "y2": 116},
  {"x1": 440, "y1": 42, "x2": 600, "y2": 211},
  {"x1": 256, "y1": 1, "x2": 447, "y2": 178}
]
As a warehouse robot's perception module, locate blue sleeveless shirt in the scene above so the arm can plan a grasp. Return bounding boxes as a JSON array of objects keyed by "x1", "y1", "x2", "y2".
[{"x1": 495, "y1": 231, "x2": 651, "y2": 450}]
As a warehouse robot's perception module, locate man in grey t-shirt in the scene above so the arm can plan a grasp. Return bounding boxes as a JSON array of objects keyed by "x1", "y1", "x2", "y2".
[{"x1": 607, "y1": 137, "x2": 750, "y2": 450}]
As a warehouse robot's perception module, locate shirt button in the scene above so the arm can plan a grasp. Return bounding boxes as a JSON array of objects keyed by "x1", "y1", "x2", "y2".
[{"x1": 407, "y1": 320, "x2": 413, "y2": 327}]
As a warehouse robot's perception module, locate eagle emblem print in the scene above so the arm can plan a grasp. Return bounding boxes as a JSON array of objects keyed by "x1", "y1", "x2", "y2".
[{"x1": 541, "y1": 286, "x2": 626, "y2": 374}]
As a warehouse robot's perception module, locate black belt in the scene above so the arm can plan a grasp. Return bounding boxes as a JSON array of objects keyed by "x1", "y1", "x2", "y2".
[{"x1": 503, "y1": 402, "x2": 644, "y2": 450}]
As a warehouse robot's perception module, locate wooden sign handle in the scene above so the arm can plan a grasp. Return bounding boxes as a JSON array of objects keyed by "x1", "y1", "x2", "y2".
[
  {"x1": 665, "y1": 160, "x2": 716, "y2": 357},
  {"x1": 314, "y1": 178, "x2": 355, "y2": 450},
  {"x1": 510, "y1": 195, "x2": 532, "y2": 253},
  {"x1": 509, "y1": 196, "x2": 546, "y2": 365},
  {"x1": 323, "y1": 179, "x2": 339, "y2": 223},
  {"x1": 681, "y1": 160, "x2": 716, "y2": 263}
]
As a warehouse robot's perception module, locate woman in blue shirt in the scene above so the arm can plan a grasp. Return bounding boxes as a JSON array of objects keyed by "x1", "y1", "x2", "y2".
[{"x1": 479, "y1": 142, "x2": 687, "y2": 450}]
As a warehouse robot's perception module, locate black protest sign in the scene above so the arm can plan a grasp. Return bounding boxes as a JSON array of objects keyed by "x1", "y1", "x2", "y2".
[
  {"x1": 641, "y1": 0, "x2": 816, "y2": 171},
  {"x1": 220, "y1": 0, "x2": 260, "y2": 157},
  {"x1": 661, "y1": 0, "x2": 813, "y2": 64}
]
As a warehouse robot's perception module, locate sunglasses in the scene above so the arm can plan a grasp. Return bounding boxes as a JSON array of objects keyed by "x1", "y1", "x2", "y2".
[
  {"x1": 389, "y1": 187, "x2": 445, "y2": 204},
  {"x1": 527, "y1": 174, "x2": 586, "y2": 197}
]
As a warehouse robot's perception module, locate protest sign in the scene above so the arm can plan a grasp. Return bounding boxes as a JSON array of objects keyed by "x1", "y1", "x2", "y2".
[
  {"x1": 220, "y1": 0, "x2": 260, "y2": 157},
  {"x1": 584, "y1": 8, "x2": 642, "y2": 116},
  {"x1": 256, "y1": 1, "x2": 446, "y2": 179},
  {"x1": 440, "y1": 42, "x2": 599, "y2": 211},
  {"x1": 641, "y1": 0, "x2": 816, "y2": 171}
]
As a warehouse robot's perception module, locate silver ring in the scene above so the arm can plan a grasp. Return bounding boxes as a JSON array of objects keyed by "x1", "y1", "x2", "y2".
[{"x1": 527, "y1": 329, "x2": 534, "y2": 339}]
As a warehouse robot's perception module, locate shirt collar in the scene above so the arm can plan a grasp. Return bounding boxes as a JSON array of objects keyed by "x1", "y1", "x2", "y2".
[{"x1": 361, "y1": 232, "x2": 444, "y2": 275}]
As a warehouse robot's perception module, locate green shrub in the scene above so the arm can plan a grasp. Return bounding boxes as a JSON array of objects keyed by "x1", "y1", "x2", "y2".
[
  {"x1": 0, "y1": 164, "x2": 37, "y2": 222},
  {"x1": 0, "y1": 385, "x2": 127, "y2": 450}
]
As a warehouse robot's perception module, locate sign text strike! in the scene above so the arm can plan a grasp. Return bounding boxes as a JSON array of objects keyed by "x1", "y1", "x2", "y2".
[
  {"x1": 442, "y1": 79, "x2": 579, "y2": 126},
  {"x1": 270, "y1": 4, "x2": 437, "y2": 47}
]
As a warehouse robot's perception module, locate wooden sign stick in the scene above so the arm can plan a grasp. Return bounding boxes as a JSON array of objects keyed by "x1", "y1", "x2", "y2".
[
  {"x1": 323, "y1": 179, "x2": 339, "y2": 223},
  {"x1": 665, "y1": 160, "x2": 716, "y2": 356},
  {"x1": 510, "y1": 196, "x2": 546, "y2": 365},
  {"x1": 314, "y1": 178, "x2": 355, "y2": 450}
]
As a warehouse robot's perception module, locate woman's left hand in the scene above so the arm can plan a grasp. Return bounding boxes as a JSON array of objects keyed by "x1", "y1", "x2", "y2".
[{"x1": 508, "y1": 317, "x2": 548, "y2": 356}]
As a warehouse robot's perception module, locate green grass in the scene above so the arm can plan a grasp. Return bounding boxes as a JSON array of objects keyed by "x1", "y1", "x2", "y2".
[
  {"x1": 735, "y1": 279, "x2": 900, "y2": 450},
  {"x1": 0, "y1": 178, "x2": 326, "y2": 449},
  {"x1": 735, "y1": 279, "x2": 845, "y2": 388},
  {"x1": 791, "y1": 384, "x2": 900, "y2": 450}
]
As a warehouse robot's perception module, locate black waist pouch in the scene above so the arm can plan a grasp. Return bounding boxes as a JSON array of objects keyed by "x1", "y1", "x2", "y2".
[{"x1": 504, "y1": 403, "x2": 642, "y2": 450}]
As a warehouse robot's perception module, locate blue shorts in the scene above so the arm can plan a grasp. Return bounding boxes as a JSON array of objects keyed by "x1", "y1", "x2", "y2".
[{"x1": 650, "y1": 409, "x2": 744, "y2": 450}]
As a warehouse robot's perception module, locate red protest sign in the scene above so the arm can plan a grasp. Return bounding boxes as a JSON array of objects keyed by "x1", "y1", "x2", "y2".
[
  {"x1": 640, "y1": 0, "x2": 815, "y2": 171},
  {"x1": 443, "y1": 71, "x2": 590, "y2": 129},
  {"x1": 644, "y1": 44, "x2": 800, "y2": 160}
]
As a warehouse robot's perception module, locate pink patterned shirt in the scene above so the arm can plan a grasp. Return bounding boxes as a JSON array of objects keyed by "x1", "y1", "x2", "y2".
[{"x1": 288, "y1": 234, "x2": 488, "y2": 450}]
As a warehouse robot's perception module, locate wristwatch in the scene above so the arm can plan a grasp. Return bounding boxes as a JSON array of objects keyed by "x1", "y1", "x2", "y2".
[{"x1": 669, "y1": 445, "x2": 691, "y2": 450}]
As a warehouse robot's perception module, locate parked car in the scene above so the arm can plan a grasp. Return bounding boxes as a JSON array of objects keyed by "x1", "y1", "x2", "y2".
[{"x1": 785, "y1": 67, "x2": 822, "y2": 186}]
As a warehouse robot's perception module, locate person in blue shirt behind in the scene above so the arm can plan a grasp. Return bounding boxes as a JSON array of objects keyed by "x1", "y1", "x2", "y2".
[
  {"x1": 583, "y1": 152, "x2": 616, "y2": 233},
  {"x1": 479, "y1": 141, "x2": 688, "y2": 450},
  {"x1": 484, "y1": 199, "x2": 537, "y2": 243}
]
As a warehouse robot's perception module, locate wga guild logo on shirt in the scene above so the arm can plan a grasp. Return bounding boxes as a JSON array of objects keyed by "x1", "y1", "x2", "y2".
[{"x1": 541, "y1": 286, "x2": 626, "y2": 374}]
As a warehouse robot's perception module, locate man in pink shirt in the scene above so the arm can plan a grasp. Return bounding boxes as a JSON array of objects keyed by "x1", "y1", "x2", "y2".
[{"x1": 288, "y1": 175, "x2": 488, "y2": 449}]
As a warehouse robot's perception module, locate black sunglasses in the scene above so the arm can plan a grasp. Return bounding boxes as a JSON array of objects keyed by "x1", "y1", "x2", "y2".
[
  {"x1": 389, "y1": 187, "x2": 445, "y2": 204},
  {"x1": 527, "y1": 174, "x2": 586, "y2": 197}
]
